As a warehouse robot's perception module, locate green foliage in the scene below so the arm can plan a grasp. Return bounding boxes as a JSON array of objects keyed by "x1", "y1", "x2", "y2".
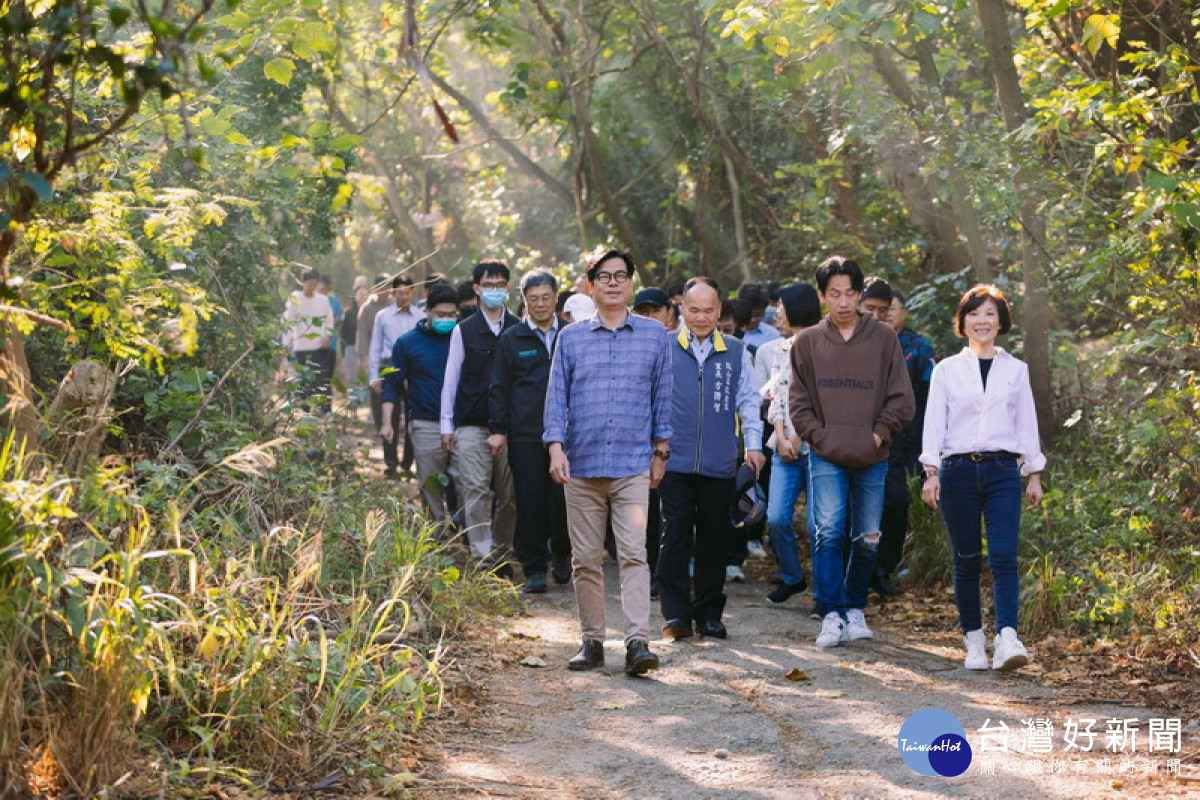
[{"x1": 0, "y1": 428, "x2": 516, "y2": 795}]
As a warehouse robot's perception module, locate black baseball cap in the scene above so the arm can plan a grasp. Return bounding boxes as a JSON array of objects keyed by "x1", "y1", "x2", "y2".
[
  {"x1": 732, "y1": 463, "x2": 766, "y2": 529},
  {"x1": 633, "y1": 287, "x2": 670, "y2": 309}
]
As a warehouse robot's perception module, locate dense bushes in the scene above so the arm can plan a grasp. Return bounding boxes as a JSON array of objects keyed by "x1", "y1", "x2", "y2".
[{"x1": 0, "y1": 421, "x2": 516, "y2": 796}]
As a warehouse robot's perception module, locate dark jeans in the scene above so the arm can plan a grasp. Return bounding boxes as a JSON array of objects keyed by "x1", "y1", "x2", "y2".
[
  {"x1": 939, "y1": 456, "x2": 1022, "y2": 633},
  {"x1": 370, "y1": 388, "x2": 406, "y2": 469},
  {"x1": 657, "y1": 472, "x2": 736, "y2": 624},
  {"x1": 295, "y1": 349, "x2": 334, "y2": 413},
  {"x1": 878, "y1": 459, "x2": 914, "y2": 575},
  {"x1": 507, "y1": 441, "x2": 570, "y2": 574}
]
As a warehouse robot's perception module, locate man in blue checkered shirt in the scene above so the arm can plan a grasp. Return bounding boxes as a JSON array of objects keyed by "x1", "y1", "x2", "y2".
[{"x1": 544, "y1": 249, "x2": 673, "y2": 677}]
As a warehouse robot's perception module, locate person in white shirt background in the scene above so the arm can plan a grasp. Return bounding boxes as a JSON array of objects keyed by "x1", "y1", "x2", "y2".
[
  {"x1": 281, "y1": 269, "x2": 335, "y2": 413},
  {"x1": 369, "y1": 275, "x2": 423, "y2": 476},
  {"x1": 920, "y1": 284, "x2": 1046, "y2": 673}
]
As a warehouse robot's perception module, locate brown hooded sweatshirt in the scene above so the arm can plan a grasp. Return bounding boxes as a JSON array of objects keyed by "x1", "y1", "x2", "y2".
[{"x1": 788, "y1": 312, "x2": 915, "y2": 469}]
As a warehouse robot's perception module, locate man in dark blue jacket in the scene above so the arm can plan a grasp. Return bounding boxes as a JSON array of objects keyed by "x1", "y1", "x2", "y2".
[
  {"x1": 488, "y1": 269, "x2": 572, "y2": 594},
  {"x1": 381, "y1": 283, "x2": 460, "y2": 522},
  {"x1": 658, "y1": 277, "x2": 765, "y2": 640}
]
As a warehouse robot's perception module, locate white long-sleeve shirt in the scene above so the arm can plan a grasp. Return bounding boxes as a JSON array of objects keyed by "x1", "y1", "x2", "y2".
[
  {"x1": 282, "y1": 291, "x2": 334, "y2": 353},
  {"x1": 368, "y1": 304, "x2": 422, "y2": 382},
  {"x1": 920, "y1": 347, "x2": 1046, "y2": 474}
]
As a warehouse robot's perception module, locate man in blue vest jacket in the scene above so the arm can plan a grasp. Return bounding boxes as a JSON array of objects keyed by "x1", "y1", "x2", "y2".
[{"x1": 658, "y1": 277, "x2": 765, "y2": 640}]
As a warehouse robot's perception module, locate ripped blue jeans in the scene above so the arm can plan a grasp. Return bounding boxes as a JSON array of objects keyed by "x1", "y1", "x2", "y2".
[{"x1": 808, "y1": 451, "x2": 887, "y2": 617}]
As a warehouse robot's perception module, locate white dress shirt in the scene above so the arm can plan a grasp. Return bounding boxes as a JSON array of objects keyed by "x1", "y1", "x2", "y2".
[
  {"x1": 281, "y1": 291, "x2": 334, "y2": 353},
  {"x1": 368, "y1": 303, "x2": 422, "y2": 382},
  {"x1": 920, "y1": 347, "x2": 1046, "y2": 474},
  {"x1": 440, "y1": 309, "x2": 507, "y2": 434}
]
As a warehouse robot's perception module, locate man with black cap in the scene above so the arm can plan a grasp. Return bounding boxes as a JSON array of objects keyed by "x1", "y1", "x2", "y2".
[
  {"x1": 657, "y1": 276, "x2": 764, "y2": 640},
  {"x1": 633, "y1": 286, "x2": 677, "y2": 331}
]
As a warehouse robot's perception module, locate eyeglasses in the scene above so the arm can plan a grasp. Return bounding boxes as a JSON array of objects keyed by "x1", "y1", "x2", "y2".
[{"x1": 592, "y1": 271, "x2": 630, "y2": 285}]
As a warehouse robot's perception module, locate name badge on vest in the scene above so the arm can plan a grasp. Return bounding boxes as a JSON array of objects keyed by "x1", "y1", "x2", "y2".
[{"x1": 517, "y1": 349, "x2": 539, "y2": 358}]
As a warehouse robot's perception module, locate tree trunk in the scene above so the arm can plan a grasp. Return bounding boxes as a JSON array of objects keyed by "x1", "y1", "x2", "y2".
[{"x1": 976, "y1": 0, "x2": 1056, "y2": 437}]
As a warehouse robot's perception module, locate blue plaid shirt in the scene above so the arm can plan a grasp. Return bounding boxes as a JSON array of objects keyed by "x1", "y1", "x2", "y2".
[{"x1": 543, "y1": 311, "x2": 673, "y2": 478}]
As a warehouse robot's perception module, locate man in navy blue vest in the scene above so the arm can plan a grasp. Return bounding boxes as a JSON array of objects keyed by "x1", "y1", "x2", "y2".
[
  {"x1": 439, "y1": 261, "x2": 519, "y2": 570},
  {"x1": 487, "y1": 269, "x2": 572, "y2": 593},
  {"x1": 658, "y1": 277, "x2": 765, "y2": 640}
]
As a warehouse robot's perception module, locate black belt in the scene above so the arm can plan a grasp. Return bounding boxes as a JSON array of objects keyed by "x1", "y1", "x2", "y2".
[{"x1": 944, "y1": 451, "x2": 1020, "y2": 463}]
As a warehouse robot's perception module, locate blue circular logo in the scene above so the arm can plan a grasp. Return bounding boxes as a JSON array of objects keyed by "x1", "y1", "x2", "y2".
[{"x1": 898, "y1": 708, "x2": 973, "y2": 776}]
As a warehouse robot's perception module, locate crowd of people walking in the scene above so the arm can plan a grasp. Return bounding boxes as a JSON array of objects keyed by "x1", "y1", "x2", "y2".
[{"x1": 280, "y1": 250, "x2": 1045, "y2": 677}]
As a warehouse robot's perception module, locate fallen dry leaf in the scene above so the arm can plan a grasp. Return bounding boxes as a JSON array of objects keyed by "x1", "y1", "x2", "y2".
[
  {"x1": 814, "y1": 689, "x2": 845, "y2": 699},
  {"x1": 784, "y1": 668, "x2": 811, "y2": 682},
  {"x1": 519, "y1": 656, "x2": 548, "y2": 668}
]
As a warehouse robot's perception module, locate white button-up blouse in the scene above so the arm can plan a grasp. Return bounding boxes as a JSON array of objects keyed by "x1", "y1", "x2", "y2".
[{"x1": 920, "y1": 347, "x2": 1046, "y2": 474}]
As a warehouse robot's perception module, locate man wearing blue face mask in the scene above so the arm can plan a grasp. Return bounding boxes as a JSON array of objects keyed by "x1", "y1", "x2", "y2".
[
  {"x1": 439, "y1": 261, "x2": 519, "y2": 573},
  {"x1": 381, "y1": 282, "x2": 461, "y2": 524}
]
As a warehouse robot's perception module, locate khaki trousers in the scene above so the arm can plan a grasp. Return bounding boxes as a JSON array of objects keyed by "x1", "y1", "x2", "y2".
[
  {"x1": 410, "y1": 419, "x2": 455, "y2": 522},
  {"x1": 454, "y1": 425, "x2": 516, "y2": 559},
  {"x1": 564, "y1": 471, "x2": 651, "y2": 643}
]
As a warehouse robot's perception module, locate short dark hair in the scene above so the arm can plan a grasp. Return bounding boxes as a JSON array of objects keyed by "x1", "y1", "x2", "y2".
[
  {"x1": 730, "y1": 297, "x2": 753, "y2": 329},
  {"x1": 778, "y1": 282, "x2": 821, "y2": 329},
  {"x1": 719, "y1": 300, "x2": 734, "y2": 321},
  {"x1": 682, "y1": 275, "x2": 720, "y2": 298},
  {"x1": 456, "y1": 279, "x2": 477, "y2": 304},
  {"x1": 954, "y1": 284, "x2": 1013, "y2": 337},
  {"x1": 520, "y1": 269, "x2": 558, "y2": 295},
  {"x1": 302, "y1": 269, "x2": 320, "y2": 282},
  {"x1": 556, "y1": 289, "x2": 575, "y2": 313},
  {"x1": 319, "y1": 273, "x2": 332, "y2": 285},
  {"x1": 815, "y1": 255, "x2": 864, "y2": 294},
  {"x1": 391, "y1": 275, "x2": 414, "y2": 289},
  {"x1": 666, "y1": 281, "x2": 685, "y2": 299},
  {"x1": 861, "y1": 276, "x2": 893, "y2": 304},
  {"x1": 764, "y1": 280, "x2": 781, "y2": 303},
  {"x1": 738, "y1": 283, "x2": 769, "y2": 312},
  {"x1": 473, "y1": 260, "x2": 511, "y2": 284},
  {"x1": 426, "y1": 283, "x2": 459, "y2": 309},
  {"x1": 374, "y1": 272, "x2": 391, "y2": 286},
  {"x1": 585, "y1": 248, "x2": 635, "y2": 281},
  {"x1": 892, "y1": 289, "x2": 907, "y2": 306}
]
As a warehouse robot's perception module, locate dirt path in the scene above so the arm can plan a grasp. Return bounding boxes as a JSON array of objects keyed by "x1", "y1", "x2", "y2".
[{"x1": 414, "y1": 563, "x2": 1198, "y2": 799}]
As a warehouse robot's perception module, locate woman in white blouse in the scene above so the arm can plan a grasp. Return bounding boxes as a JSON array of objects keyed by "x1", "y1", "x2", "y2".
[
  {"x1": 763, "y1": 283, "x2": 823, "y2": 608},
  {"x1": 920, "y1": 285, "x2": 1045, "y2": 672}
]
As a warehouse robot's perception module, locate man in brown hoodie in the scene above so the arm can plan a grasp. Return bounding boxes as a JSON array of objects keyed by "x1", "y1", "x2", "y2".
[{"x1": 789, "y1": 256, "x2": 914, "y2": 648}]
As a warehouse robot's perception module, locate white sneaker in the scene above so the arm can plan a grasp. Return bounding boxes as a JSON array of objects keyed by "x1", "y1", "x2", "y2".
[
  {"x1": 726, "y1": 565, "x2": 746, "y2": 582},
  {"x1": 845, "y1": 608, "x2": 874, "y2": 640},
  {"x1": 992, "y1": 627, "x2": 1030, "y2": 672},
  {"x1": 964, "y1": 629, "x2": 988, "y2": 670},
  {"x1": 815, "y1": 612, "x2": 847, "y2": 648},
  {"x1": 746, "y1": 540, "x2": 768, "y2": 559}
]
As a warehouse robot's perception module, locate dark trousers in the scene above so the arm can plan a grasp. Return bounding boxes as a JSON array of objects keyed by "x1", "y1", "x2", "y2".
[
  {"x1": 295, "y1": 349, "x2": 334, "y2": 413},
  {"x1": 508, "y1": 441, "x2": 570, "y2": 574},
  {"x1": 370, "y1": 388, "x2": 407, "y2": 469},
  {"x1": 646, "y1": 488, "x2": 662, "y2": 573},
  {"x1": 877, "y1": 460, "x2": 913, "y2": 575},
  {"x1": 657, "y1": 472, "x2": 736, "y2": 624}
]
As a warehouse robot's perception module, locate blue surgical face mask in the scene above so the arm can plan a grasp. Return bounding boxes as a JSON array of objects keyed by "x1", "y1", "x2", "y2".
[
  {"x1": 480, "y1": 287, "x2": 508, "y2": 309},
  {"x1": 763, "y1": 305, "x2": 779, "y2": 325},
  {"x1": 431, "y1": 318, "x2": 456, "y2": 334}
]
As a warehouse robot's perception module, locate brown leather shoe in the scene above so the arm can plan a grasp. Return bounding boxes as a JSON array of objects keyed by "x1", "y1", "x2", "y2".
[
  {"x1": 568, "y1": 639, "x2": 605, "y2": 671},
  {"x1": 661, "y1": 618, "x2": 694, "y2": 640},
  {"x1": 624, "y1": 638, "x2": 660, "y2": 676}
]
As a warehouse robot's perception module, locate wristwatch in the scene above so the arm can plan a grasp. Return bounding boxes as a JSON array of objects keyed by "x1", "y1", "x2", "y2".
[{"x1": 653, "y1": 447, "x2": 671, "y2": 460}]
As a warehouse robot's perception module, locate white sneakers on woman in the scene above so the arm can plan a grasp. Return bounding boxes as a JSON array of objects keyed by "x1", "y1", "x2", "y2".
[
  {"x1": 964, "y1": 629, "x2": 989, "y2": 670},
  {"x1": 993, "y1": 627, "x2": 1030, "y2": 671},
  {"x1": 964, "y1": 627, "x2": 1030, "y2": 671}
]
